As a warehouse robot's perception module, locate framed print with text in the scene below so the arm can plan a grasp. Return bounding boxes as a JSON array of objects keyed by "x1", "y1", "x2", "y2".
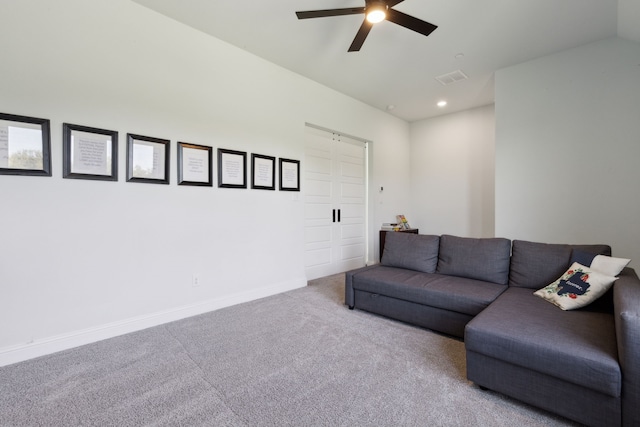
[
  {"x1": 218, "y1": 148, "x2": 247, "y2": 189},
  {"x1": 127, "y1": 134, "x2": 170, "y2": 184},
  {"x1": 279, "y1": 158, "x2": 300, "y2": 191},
  {"x1": 0, "y1": 112, "x2": 51, "y2": 176},
  {"x1": 251, "y1": 153, "x2": 275, "y2": 190},
  {"x1": 177, "y1": 142, "x2": 212, "y2": 186},
  {"x1": 63, "y1": 123, "x2": 118, "y2": 181}
]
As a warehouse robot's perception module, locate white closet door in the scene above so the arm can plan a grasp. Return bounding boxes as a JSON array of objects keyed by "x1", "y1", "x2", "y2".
[{"x1": 304, "y1": 125, "x2": 366, "y2": 280}]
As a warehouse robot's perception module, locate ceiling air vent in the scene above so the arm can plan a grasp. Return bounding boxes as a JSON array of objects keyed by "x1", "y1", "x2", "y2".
[{"x1": 435, "y1": 69, "x2": 468, "y2": 85}]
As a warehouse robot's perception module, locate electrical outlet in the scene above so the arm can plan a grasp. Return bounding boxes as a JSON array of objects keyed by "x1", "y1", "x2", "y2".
[{"x1": 192, "y1": 274, "x2": 200, "y2": 287}]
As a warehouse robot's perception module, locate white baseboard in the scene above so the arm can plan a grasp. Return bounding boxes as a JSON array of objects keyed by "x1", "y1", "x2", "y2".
[{"x1": 0, "y1": 278, "x2": 306, "y2": 367}]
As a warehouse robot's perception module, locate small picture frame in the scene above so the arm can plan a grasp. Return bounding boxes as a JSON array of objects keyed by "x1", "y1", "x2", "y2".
[
  {"x1": 0, "y1": 112, "x2": 51, "y2": 176},
  {"x1": 63, "y1": 123, "x2": 118, "y2": 181},
  {"x1": 218, "y1": 148, "x2": 247, "y2": 189},
  {"x1": 177, "y1": 142, "x2": 212, "y2": 186},
  {"x1": 279, "y1": 158, "x2": 300, "y2": 191},
  {"x1": 251, "y1": 153, "x2": 275, "y2": 190},
  {"x1": 126, "y1": 134, "x2": 170, "y2": 185}
]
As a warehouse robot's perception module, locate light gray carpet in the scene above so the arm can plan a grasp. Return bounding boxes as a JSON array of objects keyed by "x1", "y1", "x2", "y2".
[{"x1": 0, "y1": 274, "x2": 578, "y2": 426}]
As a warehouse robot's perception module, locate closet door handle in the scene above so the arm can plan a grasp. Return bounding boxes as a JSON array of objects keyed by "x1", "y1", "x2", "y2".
[
  {"x1": 332, "y1": 209, "x2": 336, "y2": 223},
  {"x1": 338, "y1": 209, "x2": 341, "y2": 222}
]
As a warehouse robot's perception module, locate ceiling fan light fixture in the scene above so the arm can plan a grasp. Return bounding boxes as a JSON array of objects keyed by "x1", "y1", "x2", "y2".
[
  {"x1": 366, "y1": 2, "x2": 387, "y2": 23},
  {"x1": 296, "y1": 0, "x2": 438, "y2": 52}
]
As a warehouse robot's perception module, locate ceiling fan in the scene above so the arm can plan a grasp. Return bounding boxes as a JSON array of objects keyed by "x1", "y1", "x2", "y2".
[{"x1": 295, "y1": 0, "x2": 437, "y2": 52}]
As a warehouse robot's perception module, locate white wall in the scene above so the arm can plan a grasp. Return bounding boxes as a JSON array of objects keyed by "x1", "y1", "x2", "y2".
[
  {"x1": 495, "y1": 37, "x2": 640, "y2": 268},
  {"x1": 0, "y1": 0, "x2": 410, "y2": 365},
  {"x1": 409, "y1": 105, "x2": 496, "y2": 237},
  {"x1": 618, "y1": 0, "x2": 640, "y2": 43},
  {"x1": 369, "y1": 122, "x2": 414, "y2": 259}
]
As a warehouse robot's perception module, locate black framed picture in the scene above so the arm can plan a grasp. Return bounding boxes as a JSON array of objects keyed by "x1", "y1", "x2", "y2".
[
  {"x1": 63, "y1": 123, "x2": 118, "y2": 181},
  {"x1": 218, "y1": 148, "x2": 247, "y2": 189},
  {"x1": 279, "y1": 158, "x2": 300, "y2": 191},
  {"x1": 177, "y1": 142, "x2": 212, "y2": 186},
  {"x1": 126, "y1": 134, "x2": 170, "y2": 185},
  {"x1": 251, "y1": 153, "x2": 275, "y2": 190},
  {"x1": 0, "y1": 112, "x2": 51, "y2": 176}
]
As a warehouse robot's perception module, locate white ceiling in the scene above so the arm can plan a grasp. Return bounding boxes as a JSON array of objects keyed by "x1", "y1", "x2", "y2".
[{"x1": 131, "y1": 0, "x2": 634, "y2": 122}]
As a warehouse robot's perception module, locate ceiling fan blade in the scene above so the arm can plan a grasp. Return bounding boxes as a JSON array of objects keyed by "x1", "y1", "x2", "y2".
[
  {"x1": 386, "y1": 0, "x2": 406, "y2": 7},
  {"x1": 348, "y1": 19, "x2": 374, "y2": 52},
  {"x1": 296, "y1": 7, "x2": 365, "y2": 19},
  {"x1": 386, "y1": 8, "x2": 437, "y2": 37}
]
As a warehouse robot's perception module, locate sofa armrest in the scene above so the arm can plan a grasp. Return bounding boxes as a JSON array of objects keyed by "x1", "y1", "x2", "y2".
[
  {"x1": 345, "y1": 264, "x2": 380, "y2": 308},
  {"x1": 613, "y1": 267, "x2": 640, "y2": 427}
]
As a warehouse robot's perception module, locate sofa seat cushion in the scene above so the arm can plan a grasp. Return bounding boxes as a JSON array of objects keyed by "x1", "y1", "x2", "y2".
[
  {"x1": 351, "y1": 265, "x2": 507, "y2": 316},
  {"x1": 465, "y1": 287, "x2": 621, "y2": 397}
]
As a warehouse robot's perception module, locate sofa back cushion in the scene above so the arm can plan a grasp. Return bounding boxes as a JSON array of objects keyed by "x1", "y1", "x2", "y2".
[
  {"x1": 381, "y1": 232, "x2": 440, "y2": 273},
  {"x1": 509, "y1": 240, "x2": 611, "y2": 289},
  {"x1": 436, "y1": 235, "x2": 511, "y2": 285}
]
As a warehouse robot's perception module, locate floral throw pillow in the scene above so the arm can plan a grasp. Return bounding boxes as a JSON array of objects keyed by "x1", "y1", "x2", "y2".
[{"x1": 534, "y1": 262, "x2": 618, "y2": 310}]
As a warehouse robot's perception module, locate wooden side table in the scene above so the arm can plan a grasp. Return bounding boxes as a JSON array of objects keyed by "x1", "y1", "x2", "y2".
[{"x1": 379, "y1": 228, "x2": 419, "y2": 260}]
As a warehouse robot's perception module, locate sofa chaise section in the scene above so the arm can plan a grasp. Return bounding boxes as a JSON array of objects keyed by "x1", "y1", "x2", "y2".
[
  {"x1": 465, "y1": 239, "x2": 640, "y2": 427},
  {"x1": 465, "y1": 286, "x2": 621, "y2": 427}
]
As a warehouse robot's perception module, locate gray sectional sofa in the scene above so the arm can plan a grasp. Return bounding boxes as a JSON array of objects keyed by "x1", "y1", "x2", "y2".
[{"x1": 344, "y1": 233, "x2": 640, "y2": 427}]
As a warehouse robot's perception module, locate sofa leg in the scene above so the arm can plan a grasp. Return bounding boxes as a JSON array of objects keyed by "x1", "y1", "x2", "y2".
[
  {"x1": 478, "y1": 385, "x2": 489, "y2": 391},
  {"x1": 348, "y1": 305, "x2": 354, "y2": 310}
]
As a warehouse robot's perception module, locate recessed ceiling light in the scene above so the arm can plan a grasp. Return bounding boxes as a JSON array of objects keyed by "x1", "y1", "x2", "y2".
[
  {"x1": 437, "y1": 100, "x2": 447, "y2": 108},
  {"x1": 454, "y1": 53, "x2": 465, "y2": 59}
]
